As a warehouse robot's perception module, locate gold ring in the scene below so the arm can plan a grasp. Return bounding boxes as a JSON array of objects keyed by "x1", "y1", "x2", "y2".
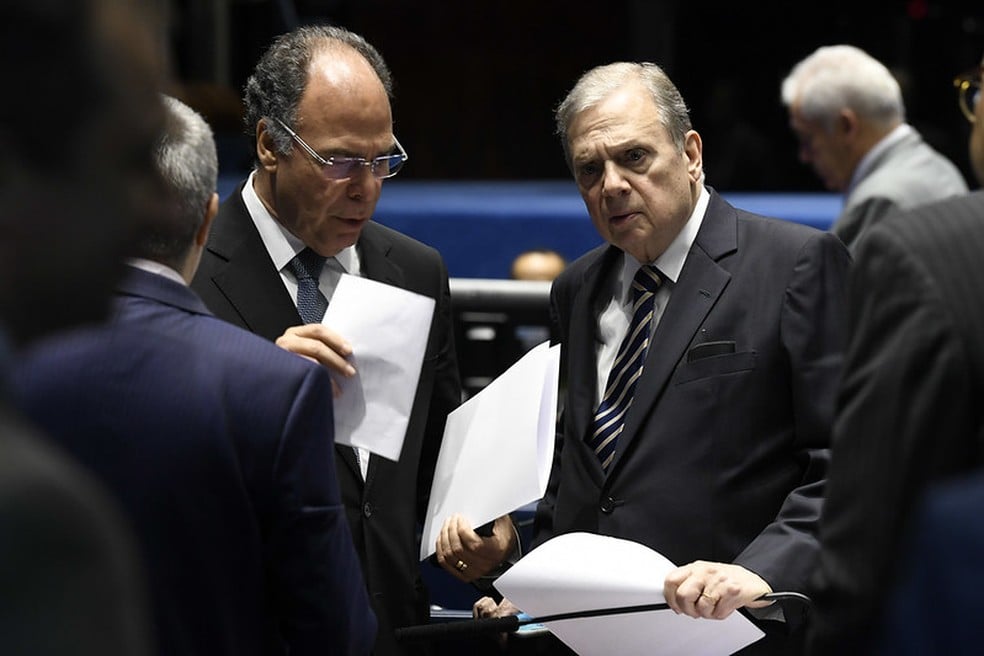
[
  {"x1": 455, "y1": 559, "x2": 468, "y2": 572},
  {"x1": 699, "y1": 592, "x2": 719, "y2": 603}
]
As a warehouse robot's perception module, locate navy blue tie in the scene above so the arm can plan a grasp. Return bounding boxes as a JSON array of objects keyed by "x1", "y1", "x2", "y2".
[
  {"x1": 588, "y1": 265, "x2": 662, "y2": 470},
  {"x1": 287, "y1": 248, "x2": 328, "y2": 324}
]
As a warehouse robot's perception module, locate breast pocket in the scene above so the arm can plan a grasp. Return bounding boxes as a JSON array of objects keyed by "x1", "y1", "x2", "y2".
[{"x1": 675, "y1": 350, "x2": 756, "y2": 385}]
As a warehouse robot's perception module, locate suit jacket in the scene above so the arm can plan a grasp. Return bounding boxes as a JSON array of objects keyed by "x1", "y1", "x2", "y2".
[
  {"x1": 876, "y1": 472, "x2": 984, "y2": 655},
  {"x1": 12, "y1": 267, "x2": 377, "y2": 656},
  {"x1": 191, "y1": 184, "x2": 461, "y2": 656},
  {"x1": 834, "y1": 128, "x2": 967, "y2": 251},
  {"x1": 534, "y1": 189, "x2": 850, "y2": 652},
  {"x1": 806, "y1": 190, "x2": 984, "y2": 655},
  {"x1": 0, "y1": 399, "x2": 152, "y2": 656}
]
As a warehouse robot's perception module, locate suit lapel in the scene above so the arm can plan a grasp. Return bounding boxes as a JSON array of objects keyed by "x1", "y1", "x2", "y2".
[
  {"x1": 357, "y1": 222, "x2": 406, "y2": 289},
  {"x1": 567, "y1": 247, "x2": 621, "y2": 482},
  {"x1": 344, "y1": 221, "x2": 407, "y2": 485},
  {"x1": 608, "y1": 191, "x2": 737, "y2": 474},
  {"x1": 207, "y1": 189, "x2": 302, "y2": 341}
]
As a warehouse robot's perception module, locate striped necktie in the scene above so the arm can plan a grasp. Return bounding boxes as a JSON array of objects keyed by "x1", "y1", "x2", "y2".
[
  {"x1": 588, "y1": 265, "x2": 662, "y2": 470},
  {"x1": 287, "y1": 248, "x2": 328, "y2": 324}
]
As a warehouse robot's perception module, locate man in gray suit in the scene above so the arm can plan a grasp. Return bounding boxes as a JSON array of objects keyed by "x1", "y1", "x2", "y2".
[
  {"x1": 806, "y1": 53, "x2": 984, "y2": 656},
  {"x1": 781, "y1": 44, "x2": 967, "y2": 251}
]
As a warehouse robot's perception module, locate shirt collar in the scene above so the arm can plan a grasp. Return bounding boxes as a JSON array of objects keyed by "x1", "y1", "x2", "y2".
[
  {"x1": 616, "y1": 185, "x2": 709, "y2": 303},
  {"x1": 847, "y1": 123, "x2": 913, "y2": 194},
  {"x1": 125, "y1": 258, "x2": 186, "y2": 285}
]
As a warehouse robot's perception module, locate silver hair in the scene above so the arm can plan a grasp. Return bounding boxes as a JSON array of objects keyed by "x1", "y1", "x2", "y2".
[
  {"x1": 554, "y1": 62, "x2": 692, "y2": 170},
  {"x1": 135, "y1": 94, "x2": 217, "y2": 266},
  {"x1": 780, "y1": 44, "x2": 905, "y2": 131}
]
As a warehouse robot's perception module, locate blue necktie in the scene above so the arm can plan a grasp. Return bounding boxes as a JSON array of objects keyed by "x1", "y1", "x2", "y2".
[
  {"x1": 588, "y1": 265, "x2": 662, "y2": 471},
  {"x1": 287, "y1": 248, "x2": 329, "y2": 324}
]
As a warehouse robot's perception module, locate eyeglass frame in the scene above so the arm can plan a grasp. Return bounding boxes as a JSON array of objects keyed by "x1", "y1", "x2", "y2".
[
  {"x1": 268, "y1": 117, "x2": 409, "y2": 179},
  {"x1": 953, "y1": 65, "x2": 982, "y2": 124}
]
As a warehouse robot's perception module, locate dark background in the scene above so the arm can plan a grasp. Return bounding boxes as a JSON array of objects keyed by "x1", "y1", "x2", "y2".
[{"x1": 166, "y1": 0, "x2": 984, "y2": 191}]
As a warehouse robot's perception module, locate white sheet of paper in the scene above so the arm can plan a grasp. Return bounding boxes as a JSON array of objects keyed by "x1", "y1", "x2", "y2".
[
  {"x1": 495, "y1": 532, "x2": 765, "y2": 655},
  {"x1": 323, "y1": 274, "x2": 434, "y2": 462},
  {"x1": 419, "y1": 340, "x2": 560, "y2": 560}
]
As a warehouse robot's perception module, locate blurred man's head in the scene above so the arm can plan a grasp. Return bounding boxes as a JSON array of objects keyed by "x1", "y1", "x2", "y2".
[
  {"x1": 134, "y1": 95, "x2": 219, "y2": 281},
  {"x1": 0, "y1": 0, "x2": 167, "y2": 346}
]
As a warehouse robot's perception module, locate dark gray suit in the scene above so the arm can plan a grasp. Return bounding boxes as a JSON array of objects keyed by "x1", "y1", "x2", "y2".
[
  {"x1": 536, "y1": 189, "x2": 851, "y2": 653},
  {"x1": 807, "y1": 190, "x2": 984, "y2": 655},
  {"x1": 191, "y1": 185, "x2": 461, "y2": 656}
]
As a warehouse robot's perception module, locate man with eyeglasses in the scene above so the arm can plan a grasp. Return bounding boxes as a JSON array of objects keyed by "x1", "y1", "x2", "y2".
[
  {"x1": 804, "y1": 55, "x2": 984, "y2": 656},
  {"x1": 781, "y1": 44, "x2": 968, "y2": 252},
  {"x1": 190, "y1": 25, "x2": 481, "y2": 656}
]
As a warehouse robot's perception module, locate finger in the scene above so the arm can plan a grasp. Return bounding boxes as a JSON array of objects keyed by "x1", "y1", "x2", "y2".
[
  {"x1": 695, "y1": 591, "x2": 721, "y2": 619},
  {"x1": 275, "y1": 327, "x2": 356, "y2": 376}
]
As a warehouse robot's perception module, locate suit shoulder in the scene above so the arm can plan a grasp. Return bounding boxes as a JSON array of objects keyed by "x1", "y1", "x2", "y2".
[{"x1": 365, "y1": 220, "x2": 443, "y2": 260}]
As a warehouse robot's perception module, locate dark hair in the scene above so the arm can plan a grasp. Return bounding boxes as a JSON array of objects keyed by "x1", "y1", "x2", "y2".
[{"x1": 243, "y1": 24, "x2": 393, "y2": 163}]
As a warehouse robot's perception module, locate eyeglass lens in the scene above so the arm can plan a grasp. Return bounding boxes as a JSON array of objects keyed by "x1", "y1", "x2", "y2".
[{"x1": 323, "y1": 155, "x2": 405, "y2": 180}]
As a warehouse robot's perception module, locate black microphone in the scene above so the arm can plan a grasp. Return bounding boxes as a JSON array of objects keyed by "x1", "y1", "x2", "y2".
[{"x1": 394, "y1": 592, "x2": 811, "y2": 644}]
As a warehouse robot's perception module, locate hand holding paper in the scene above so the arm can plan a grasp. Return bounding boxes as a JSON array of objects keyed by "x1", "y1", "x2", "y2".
[
  {"x1": 494, "y1": 533, "x2": 765, "y2": 655},
  {"x1": 420, "y1": 340, "x2": 560, "y2": 561},
  {"x1": 323, "y1": 273, "x2": 434, "y2": 461}
]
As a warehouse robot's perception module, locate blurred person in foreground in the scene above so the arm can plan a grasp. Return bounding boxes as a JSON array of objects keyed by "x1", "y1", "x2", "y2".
[
  {"x1": 0, "y1": 0, "x2": 167, "y2": 653},
  {"x1": 805, "y1": 52, "x2": 984, "y2": 656},
  {"x1": 781, "y1": 44, "x2": 967, "y2": 251},
  {"x1": 14, "y1": 94, "x2": 377, "y2": 656},
  {"x1": 465, "y1": 61, "x2": 851, "y2": 655},
  {"x1": 189, "y1": 24, "x2": 508, "y2": 655}
]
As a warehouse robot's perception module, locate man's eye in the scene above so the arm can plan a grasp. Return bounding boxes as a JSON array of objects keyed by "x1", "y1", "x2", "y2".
[
  {"x1": 626, "y1": 149, "x2": 646, "y2": 163},
  {"x1": 577, "y1": 163, "x2": 599, "y2": 179}
]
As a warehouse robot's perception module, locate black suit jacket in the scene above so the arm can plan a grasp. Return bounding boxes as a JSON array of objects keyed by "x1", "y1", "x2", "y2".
[
  {"x1": 535, "y1": 190, "x2": 850, "y2": 653},
  {"x1": 807, "y1": 190, "x2": 984, "y2": 655},
  {"x1": 191, "y1": 184, "x2": 461, "y2": 656},
  {"x1": 13, "y1": 268, "x2": 377, "y2": 656}
]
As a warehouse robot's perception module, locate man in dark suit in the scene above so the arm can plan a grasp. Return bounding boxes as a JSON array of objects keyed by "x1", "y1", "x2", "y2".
[
  {"x1": 14, "y1": 95, "x2": 377, "y2": 656},
  {"x1": 877, "y1": 471, "x2": 984, "y2": 655},
  {"x1": 473, "y1": 62, "x2": 850, "y2": 655},
  {"x1": 190, "y1": 25, "x2": 476, "y2": 655},
  {"x1": 805, "y1": 56, "x2": 984, "y2": 656},
  {"x1": 0, "y1": 0, "x2": 168, "y2": 653}
]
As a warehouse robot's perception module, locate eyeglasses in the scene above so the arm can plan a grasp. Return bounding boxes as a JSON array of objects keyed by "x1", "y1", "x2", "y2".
[
  {"x1": 953, "y1": 66, "x2": 982, "y2": 123},
  {"x1": 270, "y1": 117, "x2": 408, "y2": 179}
]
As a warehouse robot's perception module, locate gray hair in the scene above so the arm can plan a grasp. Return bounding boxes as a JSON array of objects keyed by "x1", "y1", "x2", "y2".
[
  {"x1": 780, "y1": 44, "x2": 904, "y2": 131},
  {"x1": 133, "y1": 94, "x2": 217, "y2": 267},
  {"x1": 555, "y1": 62, "x2": 692, "y2": 170},
  {"x1": 243, "y1": 24, "x2": 393, "y2": 163}
]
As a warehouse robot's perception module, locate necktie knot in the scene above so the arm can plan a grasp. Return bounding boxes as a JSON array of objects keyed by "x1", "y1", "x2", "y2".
[
  {"x1": 288, "y1": 248, "x2": 329, "y2": 324},
  {"x1": 631, "y1": 265, "x2": 662, "y2": 300},
  {"x1": 288, "y1": 248, "x2": 327, "y2": 281}
]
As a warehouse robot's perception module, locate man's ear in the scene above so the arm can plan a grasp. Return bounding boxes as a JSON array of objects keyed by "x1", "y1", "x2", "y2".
[
  {"x1": 836, "y1": 109, "x2": 859, "y2": 138},
  {"x1": 256, "y1": 119, "x2": 280, "y2": 172},
  {"x1": 195, "y1": 192, "x2": 218, "y2": 247}
]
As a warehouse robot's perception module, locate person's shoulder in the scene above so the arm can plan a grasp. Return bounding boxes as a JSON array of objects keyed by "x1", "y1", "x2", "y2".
[
  {"x1": 364, "y1": 220, "x2": 442, "y2": 258},
  {"x1": 869, "y1": 190, "x2": 984, "y2": 248},
  {"x1": 197, "y1": 313, "x2": 324, "y2": 376}
]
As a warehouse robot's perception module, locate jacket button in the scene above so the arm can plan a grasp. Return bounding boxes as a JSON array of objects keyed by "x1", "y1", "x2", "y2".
[
  {"x1": 363, "y1": 502, "x2": 373, "y2": 518},
  {"x1": 600, "y1": 497, "x2": 616, "y2": 514}
]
